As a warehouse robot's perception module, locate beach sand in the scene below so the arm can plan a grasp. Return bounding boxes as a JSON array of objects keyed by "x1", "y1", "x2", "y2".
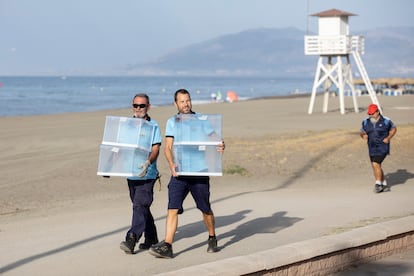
[{"x1": 1, "y1": 94, "x2": 414, "y2": 275}]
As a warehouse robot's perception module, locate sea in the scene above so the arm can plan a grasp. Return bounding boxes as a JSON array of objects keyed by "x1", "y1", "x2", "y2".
[{"x1": 0, "y1": 76, "x2": 313, "y2": 117}]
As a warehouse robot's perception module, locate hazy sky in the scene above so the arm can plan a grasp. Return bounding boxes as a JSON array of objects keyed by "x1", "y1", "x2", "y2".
[{"x1": 1, "y1": 0, "x2": 413, "y2": 75}]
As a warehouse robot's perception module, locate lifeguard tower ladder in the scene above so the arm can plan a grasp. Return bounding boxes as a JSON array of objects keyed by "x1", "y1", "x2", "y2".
[{"x1": 304, "y1": 9, "x2": 381, "y2": 114}]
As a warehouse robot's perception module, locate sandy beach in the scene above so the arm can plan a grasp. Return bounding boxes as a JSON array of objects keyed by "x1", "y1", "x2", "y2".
[{"x1": 1, "y1": 94, "x2": 414, "y2": 275}]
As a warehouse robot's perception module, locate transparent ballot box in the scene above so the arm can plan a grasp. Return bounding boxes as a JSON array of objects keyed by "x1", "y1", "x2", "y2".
[
  {"x1": 173, "y1": 114, "x2": 222, "y2": 176},
  {"x1": 101, "y1": 116, "x2": 155, "y2": 150},
  {"x1": 97, "y1": 145, "x2": 149, "y2": 177},
  {"x1": 97, "y1": 116, "x2": 154, "y2": 177}
]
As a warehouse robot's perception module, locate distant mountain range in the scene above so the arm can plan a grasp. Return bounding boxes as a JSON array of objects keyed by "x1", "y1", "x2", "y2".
[{"x1": 126, "y1": 27, "x2": 414, "y2": 78}]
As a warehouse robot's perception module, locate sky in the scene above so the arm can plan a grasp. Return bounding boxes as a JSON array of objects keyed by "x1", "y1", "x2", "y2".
[{"x1": 0, "y1": 0, "x2": 413, "y2": 75}]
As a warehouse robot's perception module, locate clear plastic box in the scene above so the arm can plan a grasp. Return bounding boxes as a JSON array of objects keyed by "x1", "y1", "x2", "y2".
[
  {"x1": 97, "y1": 116, "x2": 154, "y2": 177},
  {"x1": 101, "y1": 116, "x2": 155, "y2": 150},
  {"x1": 173, "y1": 114, "x2": 222, "y2": 176},
  {"x1": 97, "y1": 144, "x2": 149, "y2": 177}
]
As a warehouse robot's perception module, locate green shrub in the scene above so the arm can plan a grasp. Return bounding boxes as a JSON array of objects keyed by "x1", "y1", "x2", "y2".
[{"x1": 224, "y1": 164, "x2": 248, "y2": 175}]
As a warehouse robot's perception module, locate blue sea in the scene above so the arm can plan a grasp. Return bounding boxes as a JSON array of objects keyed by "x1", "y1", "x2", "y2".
[{"x1": 0, "y1": 76, "x2": 313, "y2": 117}]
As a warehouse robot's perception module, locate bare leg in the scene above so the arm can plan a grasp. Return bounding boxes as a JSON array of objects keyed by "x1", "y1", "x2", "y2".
[
  {"x1": 165, "y1": 209, "x2": 179, "y2": 244},
  {"x1": 371, "y1": 162, "x2": 384, "y2": 182},
  {"x1": 202, "y1": 211, "x2": 216, "y2": 236},
  {"x1": 203, "y1": 210, "x2": 219, "y2": 252}
]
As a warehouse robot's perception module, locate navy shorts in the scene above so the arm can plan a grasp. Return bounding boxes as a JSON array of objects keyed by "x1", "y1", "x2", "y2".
[
  {"x1": 167, "y1": 176, "x2": 212, "y2": 213},
  {"x1": 370, "y1": 155, "x2": 386, "y2": 164}
]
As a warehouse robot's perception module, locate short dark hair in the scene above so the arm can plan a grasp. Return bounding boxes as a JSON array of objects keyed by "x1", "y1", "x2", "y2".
[
  {"x1": 133, "y1": 93, "x2": 150, "y2": 104},
  {"x1": 174, "y1": 89, "x2": 191, "y2": 102}
]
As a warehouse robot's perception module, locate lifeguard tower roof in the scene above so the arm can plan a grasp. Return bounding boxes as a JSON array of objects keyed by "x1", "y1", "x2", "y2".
[{"x1": 311, "y1": 8, "x2": 357, "y2": 17}]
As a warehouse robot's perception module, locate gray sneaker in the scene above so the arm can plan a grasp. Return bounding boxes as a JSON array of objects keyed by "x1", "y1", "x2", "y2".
[
  {"x1": 207, "y1": 237, "x2": 218, "y2": 253},
  {"x1": 382, "y1": 185, "x2": 390, "y2": 192},
  {"x1": 374, "y1": 184, "x2": 384, "y2": 193},
  {"x1": 149, "y1": 241, "x2": 173, "y2": 258}
]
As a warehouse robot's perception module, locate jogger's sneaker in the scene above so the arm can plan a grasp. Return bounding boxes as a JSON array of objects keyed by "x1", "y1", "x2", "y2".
[
  {"x1": 139, "y1": 238, "x2": 159, "y2": 250},
  {"x1": 382, "y1": 185, "x2": 390, "y2": 192},
  {"x1": 207, "y1": 236, "x2": 218, "y2": 253},
  {"x1": 149, "y1": 241, "x2": 173, "y2": 258},
  {"x1": 374, "y1": 184, "x2": 384, "y2": 193},
  {"x1": 382, "y1": 180, "x2": 390, "y2": 192},
  {"x1": 120, "y1": 232, "x2": 137, "y2": 254}
]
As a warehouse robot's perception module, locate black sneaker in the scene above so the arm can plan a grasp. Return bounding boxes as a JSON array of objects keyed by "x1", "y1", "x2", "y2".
[
  {"x1": 374, "y1": 184, "x2": 384, "y2": 193},
  {"x1": 120, "y1": 233, "x2": 137, "y2": 254},
  {"x1": 207, "y1": 236, "x2": 218, "y2": 253},
  {"x1": 139, "y1": 238, "x2": 159, "y2": 250},
  {"x1": 149, "y1": 241, "x2": 173, "y2": 258}
]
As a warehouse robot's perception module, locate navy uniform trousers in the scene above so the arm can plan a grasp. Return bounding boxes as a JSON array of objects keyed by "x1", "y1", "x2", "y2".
[{"x1": 126, "y1": 178, "x2": 158, "y2": 242}]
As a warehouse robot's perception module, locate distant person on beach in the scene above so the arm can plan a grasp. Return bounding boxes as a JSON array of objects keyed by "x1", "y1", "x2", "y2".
[
  {"x1": 360, "y1": 104, "x2": 397, "y2": 193},
  {"x1": 119, "y1": 93, "x2": 161, "y2": 254},
  {"x1": 210, "y1": 92, "x2": 217, "y2": 102},
  {"x1": 149, "y1": 88, "x2": 225, "y2": 258}
]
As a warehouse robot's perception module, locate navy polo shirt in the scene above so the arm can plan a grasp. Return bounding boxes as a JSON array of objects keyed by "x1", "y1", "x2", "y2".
[{"x1": 361, "y1": 115, "x2": 396, "y2": 156}]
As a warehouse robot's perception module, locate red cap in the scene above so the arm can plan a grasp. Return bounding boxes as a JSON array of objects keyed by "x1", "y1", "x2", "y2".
[{"x1": 367, "y1": 104, "x2": 378, "y2": 115}]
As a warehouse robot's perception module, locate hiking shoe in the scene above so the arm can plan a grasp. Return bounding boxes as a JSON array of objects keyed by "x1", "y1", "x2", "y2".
[
  {"x1": 374, "y1": 184, "x2": 384, "y2": 193},
  {"x1": 149, "y1": 241, "x2": 173, "y2": 258},
  {"x1": 120, "y1": 233, "x2": 137, "y2": 254},
  {"x1": 139, "y1": 238, "x2": 159, "y2": 250},
  {"x1": 207, "y1": 236, "x2": 218, "y2": 253}
]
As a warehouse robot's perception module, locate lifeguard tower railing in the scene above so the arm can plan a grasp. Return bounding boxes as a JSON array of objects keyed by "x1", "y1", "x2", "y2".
[{"x1": 304, "y1": 35, "x2": 365, "y2": 55}]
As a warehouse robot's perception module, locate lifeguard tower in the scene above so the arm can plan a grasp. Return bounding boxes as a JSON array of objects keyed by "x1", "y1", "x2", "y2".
[{"x1": 304, "y1": 8, "x2": 381, "y2": 114}]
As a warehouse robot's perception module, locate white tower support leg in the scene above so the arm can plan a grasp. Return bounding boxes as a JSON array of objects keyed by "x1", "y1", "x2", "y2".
[
  {"x1": 322, "y1": 78, "x2": 330, "y2": 113},
  {"x1": 308, "y1": 57, "x2": 323, "y2": 114},
  {"x1": 352, "y1": 50, "x2": 382, "y2": 113},
  {"x1": 322, "y1": 58, "x2": 332, "y2": 113},
  {"x1": 343, "y1": 58, "x2": 359, "y2": 113},
  {"x1": 337, "y1": 56, "x2": 345, "y2": 114}
]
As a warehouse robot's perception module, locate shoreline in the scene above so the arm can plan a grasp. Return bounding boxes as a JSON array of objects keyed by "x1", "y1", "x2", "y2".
[
  {"x1": 2, "y1": 91, "x2": 413, "y2": 118},
  {"x1": 1, "y1": 92, "x2": 311, "y2": 118}
]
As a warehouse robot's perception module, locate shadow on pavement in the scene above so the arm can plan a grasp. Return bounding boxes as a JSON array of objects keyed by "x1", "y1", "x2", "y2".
[
  {"x1": 386, "y1": 168, "x2": 414, "y2": 188},
  {"x1": 175, "y1": 211, "x2": 303, "y2": 256}
]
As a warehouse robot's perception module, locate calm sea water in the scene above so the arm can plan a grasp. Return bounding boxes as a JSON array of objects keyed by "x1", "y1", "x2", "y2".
[{"x1": 0, "y1": 76, "x2": 313, "y2": 117}]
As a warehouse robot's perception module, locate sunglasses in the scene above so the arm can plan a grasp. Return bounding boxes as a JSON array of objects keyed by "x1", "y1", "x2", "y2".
[{"x1": 133, "y1": 103, "x2": 147, "y2": 108}]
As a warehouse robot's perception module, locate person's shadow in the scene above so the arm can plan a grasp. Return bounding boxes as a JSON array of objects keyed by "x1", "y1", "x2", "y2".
[
  {"x1": 385, "y1": 169, "x2": 414, "y2": 189},
  {"x1": 217, "y1": 211, "x2": 303, "y2": 248},
  {"x1": 175, "y1": 211, "x2": 302, "y2": 256},
  {"x1": 173, "y1": 210, "x2": 252, "y2": 243}
]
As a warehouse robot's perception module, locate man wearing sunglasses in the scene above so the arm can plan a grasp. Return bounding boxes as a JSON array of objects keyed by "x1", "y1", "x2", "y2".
[
  {"x1": 120, "y1": 93, "x2": 161, "y2": 254},
  {"x1": 360, "y1": 104, "x2": 397, "y2": 193}
]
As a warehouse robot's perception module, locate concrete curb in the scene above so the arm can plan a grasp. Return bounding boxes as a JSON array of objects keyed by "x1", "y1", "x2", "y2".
[{"x1": 156, "y1": 216, "x2": 414, "y2": 275}]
